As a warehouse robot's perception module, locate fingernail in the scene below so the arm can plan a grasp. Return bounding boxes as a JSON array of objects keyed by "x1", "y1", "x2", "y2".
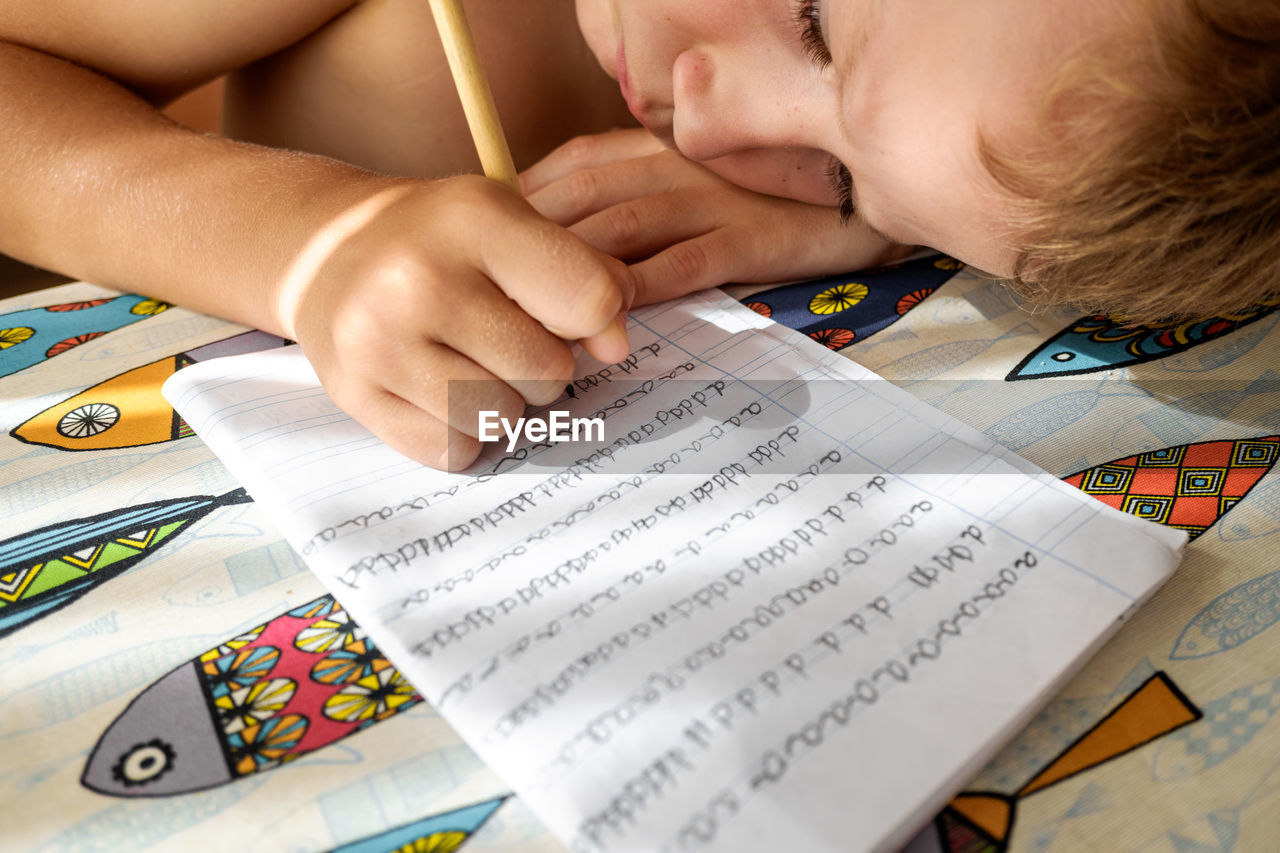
[
  {"x1": 440, "y1": 434, "x2": 479, "y2": 471},
  {"x1": 597, "y1": 312, "x2": 630, "y2": 362}
]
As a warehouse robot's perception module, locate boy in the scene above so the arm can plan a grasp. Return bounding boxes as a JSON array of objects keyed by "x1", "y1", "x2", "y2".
[{"x1": 0, "y1": 0, "x2": 1274, "y2": 469}]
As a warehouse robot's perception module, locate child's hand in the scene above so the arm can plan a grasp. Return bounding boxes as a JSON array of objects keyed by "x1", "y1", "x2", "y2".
[
  {"x1": 521, "y1": 129, "x2": 907, "y2": 304},
  {"x1": 283, "y1": 175, "x2": 635, "y2": 471}
]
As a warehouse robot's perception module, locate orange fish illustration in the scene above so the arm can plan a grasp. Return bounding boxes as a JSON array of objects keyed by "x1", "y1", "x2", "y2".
[{"x1": 12, "y1": 331, "x2": 287, "y2": 451}]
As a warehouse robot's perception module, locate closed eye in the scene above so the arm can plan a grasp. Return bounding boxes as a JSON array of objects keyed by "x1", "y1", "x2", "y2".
[
  {"x1": 794, "y1": 0, "x2": 833, "y2": 70},
  {"x1": 826, "y1": 159, "x2": 855, "y2": 224}
]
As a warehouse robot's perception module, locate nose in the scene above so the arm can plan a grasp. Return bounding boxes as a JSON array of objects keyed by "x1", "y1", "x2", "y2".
[
  {"x1": 670, "y1": 47, "x2": 843, "y2": 204},
  {"x1": 670, "y1": 47, "x2": 832, "y2": 163}
]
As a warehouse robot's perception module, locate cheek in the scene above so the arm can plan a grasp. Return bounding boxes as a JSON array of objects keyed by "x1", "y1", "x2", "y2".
[
  {"x1": 573, "y1": 0, "x2": 618, "y2": 75},
  {"x1": 702, "y1": 149, "x2": 842, "y2": 206}
]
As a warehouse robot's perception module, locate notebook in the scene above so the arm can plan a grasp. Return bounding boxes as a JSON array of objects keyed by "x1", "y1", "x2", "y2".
[{"x1": 163, "y1": 290, "x2": 1185, "y2": 852}]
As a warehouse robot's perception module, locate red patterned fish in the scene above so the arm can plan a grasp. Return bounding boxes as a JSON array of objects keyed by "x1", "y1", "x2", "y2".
[
  {"x1": 1062, "y1": 435, "x2": 1279, "y2": 539},
  {"x1": 82, "y1": 593, "x2": 422, "y2": 796}
]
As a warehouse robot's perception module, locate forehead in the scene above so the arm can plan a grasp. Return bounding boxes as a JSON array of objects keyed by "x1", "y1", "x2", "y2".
[{"x1": 822, "y1": 0, "x2": 1129, "y2": 271}]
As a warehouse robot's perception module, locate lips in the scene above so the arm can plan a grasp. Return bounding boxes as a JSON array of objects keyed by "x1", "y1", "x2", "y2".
[
  {"x1": 615, "y1": 39, "x2": 671, "y2": 136},
  {"x1": 616, "y1": 41, "x2": 646, "y2": 124},
  {"x1": 616, "y1": 41, "x2": 631, "y2": 104}
]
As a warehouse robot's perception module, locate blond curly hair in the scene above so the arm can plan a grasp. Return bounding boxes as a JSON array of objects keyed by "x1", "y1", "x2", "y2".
[{"x1": 984, "y1": 0, "x2": 1279, "y2": 323}]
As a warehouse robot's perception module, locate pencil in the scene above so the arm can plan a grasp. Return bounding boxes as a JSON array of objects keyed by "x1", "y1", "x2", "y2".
[{"x1": 426, "y1": 0, "x2": 521, "y2": 193}]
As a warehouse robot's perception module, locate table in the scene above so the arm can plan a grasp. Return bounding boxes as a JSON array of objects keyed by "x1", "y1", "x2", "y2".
[{"x1": 4, "y1": 257, "x2": 1278, "y2": 851}]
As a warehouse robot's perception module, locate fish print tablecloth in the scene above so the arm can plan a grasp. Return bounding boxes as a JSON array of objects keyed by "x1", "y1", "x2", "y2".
[{"x1": 4, "y1": 255, "x2": 1278, "y2": 851}]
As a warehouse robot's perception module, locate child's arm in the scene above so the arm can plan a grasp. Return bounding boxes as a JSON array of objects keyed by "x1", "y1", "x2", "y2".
[
  {"x1": 523, "y1": 129, "x2": 913, "y2": 301},
  {"x1": 0, "y1": 3, "x2": 633, "y2": 470}
]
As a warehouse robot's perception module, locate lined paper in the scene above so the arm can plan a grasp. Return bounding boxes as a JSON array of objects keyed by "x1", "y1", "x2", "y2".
[{"x1": 164, "y1": 291, "x2": 1184, "y2": 852}]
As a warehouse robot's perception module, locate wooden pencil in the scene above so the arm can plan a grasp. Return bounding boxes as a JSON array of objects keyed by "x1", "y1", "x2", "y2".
[{"x1": 426, "y1": 0, "x2": 521, "y2": 193}]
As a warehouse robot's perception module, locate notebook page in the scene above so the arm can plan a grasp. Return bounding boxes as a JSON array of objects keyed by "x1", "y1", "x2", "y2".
[{"x1": 164, "y1": 291, "x2": 1184, "y2": 852}]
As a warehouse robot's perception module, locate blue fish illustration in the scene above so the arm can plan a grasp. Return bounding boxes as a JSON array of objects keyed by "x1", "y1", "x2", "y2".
[
  {"x1": 1170, "y1": 571, "x2": 1280, "y2": 659},
  {"x1": 0, "y1": 608, "x2": 118, "y2": 665},
  {"x1": 0, "y1": 294, "x2": 170, "y2": 380},
  {"x1": 41, "y1": 779, "x2": 267, "y2": 851},
  {"x1": 332, "y1": 797, "x2": 508, "y2": 853},
  {"x1": 1006, "y1": 296, "x2": 1280, "y2": 380},
  {"x1": 0, "y1": 451, "x2": 155, "y2": 518},
  {"x1": 742, "y1": 254, "x2": 965, "y2": 351},
  {"x1": 1131, "y1": 760, "x2": 1280, "y2": 852},
  {"x1": 0, "y1": 489, "x2": 253, "y2": 638}
]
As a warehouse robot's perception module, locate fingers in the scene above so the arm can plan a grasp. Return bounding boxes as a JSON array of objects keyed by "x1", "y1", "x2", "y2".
[
  {"x1": 628, "y1": 229, "x2": 749, "y2": 305},
  {"x1": 520, "y1": 128, "x2": 666, "y2": 195},
  {"x1": 329, "y1": 378, "x2": 484, "y2": 471},
  {"x1": 526, "y1": 152, "x2": 685, "y2": 227},
  {"x1": 296, "y1": 174, "x2": 649, "y2": 471},
  {"x1": 451, "y1": 181, "x2": 633, "y2": 363},
  {"x1": 413, "y1": 266, "x2": 580, "y2": 404},
  {"x1": 568, "y1": 191, "x2": 717, "y2": 260}
]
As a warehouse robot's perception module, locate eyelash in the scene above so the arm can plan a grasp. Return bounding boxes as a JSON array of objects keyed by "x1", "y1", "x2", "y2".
[
  {"x1": 794, "y1": 1, "x2": 854, "y2": 222},
  {"x1": 795, "y1": 0, "x2": 833, "y2": 70},
  {"x1": 826, "y1": 159, "x2": 855, "y2": 224}
]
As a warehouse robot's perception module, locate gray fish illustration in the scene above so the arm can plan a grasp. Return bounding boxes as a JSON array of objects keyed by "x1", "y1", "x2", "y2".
[
  {"x1": 1153, "y1": 676, "x2": 1280, "y2": 781},
  {"x1": 1171, "y1": 571, "x2": 1280, "y2": 659}
]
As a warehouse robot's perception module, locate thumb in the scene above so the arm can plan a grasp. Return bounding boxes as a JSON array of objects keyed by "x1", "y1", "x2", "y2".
[{"x1": 577, "y1": 260, "x2": 640, "y2": 365}]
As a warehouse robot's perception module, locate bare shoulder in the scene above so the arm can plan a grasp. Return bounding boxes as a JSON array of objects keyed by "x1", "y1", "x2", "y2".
[{"x1": 0, "y1": 0, "x2": 361, "y2": 103}]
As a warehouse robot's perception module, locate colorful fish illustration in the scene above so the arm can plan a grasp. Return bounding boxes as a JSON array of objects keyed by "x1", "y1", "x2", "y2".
[
  {"x1": 0, "y1": 616, "x2": 275, "y2": 740},
  {"x1": 1171, "y1": 570, "x2": 1280, "y2": 660},
  {"x1": 927, "y1": 673, "x2": 1199, "y2": 852},
  {"x1": 0, "y1": 294, "x2": 170, "y2": 380},
  {"x1": 0, "y1": 489, "x2": 252, "y2": 638},
  {"x1": 331, "y1": 797, "x2": 507, "y2": 853},
  {"x1": 1062, "y1": 435, "x2": 1279, "y2": 539},
  {"x1": 82, "y1": 593, "x2": 424, "y2": 796},
  {"x1": 11, "y1": 330, "x2": 288, "y2": 451},
  {"x1": 741, "y1": 254, "x2": 964, "y2": 351},
  {"x1": 1158, "y1": 312, "x2": 1278, "y2": 373},
  {"x1": 1005, "y1": 295, "x2": 1280, "y2": 380}
]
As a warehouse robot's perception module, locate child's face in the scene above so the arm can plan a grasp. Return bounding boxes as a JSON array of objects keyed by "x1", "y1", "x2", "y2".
[{"x1": 575, "y1": 0, "x2": 1119, "y2": 275}]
